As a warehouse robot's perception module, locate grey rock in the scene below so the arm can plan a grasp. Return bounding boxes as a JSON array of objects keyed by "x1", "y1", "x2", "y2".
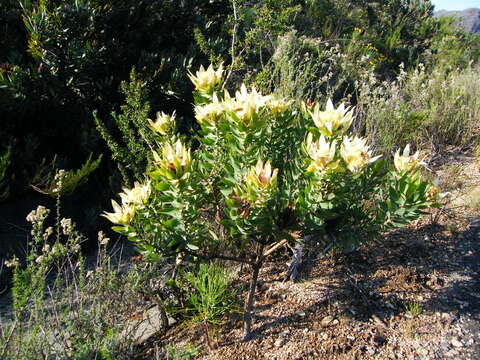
[{"x1": 121, "y1": 305, "x2": 176, "y2": 345}]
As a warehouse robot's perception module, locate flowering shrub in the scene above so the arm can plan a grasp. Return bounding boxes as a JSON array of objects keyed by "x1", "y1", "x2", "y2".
[{"x1": 103, "y1": 64, "x2": 438, "y2": 339}]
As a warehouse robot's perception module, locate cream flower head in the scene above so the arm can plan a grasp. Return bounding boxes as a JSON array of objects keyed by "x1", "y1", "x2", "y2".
[
  {"x1": 188, "y1": 63, "x2": 223, "y2": 93},
  {"x1": 153, "y1": 139, "x2": 192, "y2": 180},
  {"x1": 308, "y1": 99, "x2": 354, "y2": 137},
  {"x1": 394, "y1": 144, "x2": 423, "y2": 173},
  {"x1": 223, "y1": 84, "x2": 271, "y2": 125},
  {"x1": 267, "y1": 97, "x2": 291, "y2": 115},
  {"x1": 101, "y1": 200, "x2": 135, "y2": 225},
  {"x1": 236, "y1": 159, "x2": 279, "y2": 207},
  {"x1": 305, "y1": 133, "x2": 339, "y2": 173},
  {"x1": 341, "y1": 136, "x2": 381, "y2": 173},
  {"x1": 245, "y1": 159, "x2": 278, "y2": 190},
  {"x1": 148, "y1": 111, "x2": 175, "y2": 135},
  {"x1": 119, "y1": 181, "x2": 151, "y2": 206},
  {"x1": 194, "y1": 93, "x2": 223, "y2": 126}
]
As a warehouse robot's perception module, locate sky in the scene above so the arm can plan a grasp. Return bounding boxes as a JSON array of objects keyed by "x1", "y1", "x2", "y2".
[{"x1": 431, "y1": 0, "x2": 480, "y2": 11}]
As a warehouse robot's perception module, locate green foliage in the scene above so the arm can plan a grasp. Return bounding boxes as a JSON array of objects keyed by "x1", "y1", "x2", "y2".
[
  {"x1": 31, "y1": 153, "x2": 102, "y2": 197},
  {"x1": 0, "y1": 147, "x2": 12, "y2": 201},
  {"x1": 165, "y1": 342, "x2": 202, "y2": 360},
  {"x1": 405, "y1": 301, "x2": 422, "y2": 317},
  {"x1": 95, "y1": 69, "x2": 153, "y2": 184},
  {"x1": 1, "y1": 0, "x2": 228, "y2": 198},
  {"x1": 428, "y1": 15, "x2": 480, "y2": 71},
  {"x1": 182, "y1": 263, "x2": 236, "y2": 348},
  {"x1": 257, "y1": 31, "x2": 353, "y2": 103},
  {"x1": 183, "y1": 263, "x2": 236, "y2": 323}
]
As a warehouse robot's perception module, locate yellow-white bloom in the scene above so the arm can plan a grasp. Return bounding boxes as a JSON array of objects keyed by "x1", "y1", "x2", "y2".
[
  {"x1": 188, "y1": 63, "x2": 223, "y2": 93},
  {"x1": 102, "y1": 200, "x2": 135, "y2": 225},
  {"x1": 308, "y1": 99, "x2": 354, "y2": 137},
  {"x1": 341, "y1": 136, "x2": 380, "y2": 173},
  {"x1": 305, "y1": 133, "x2": 339, "y2": 173},
  {"x1": 194, "y1": 93, "x2": 223, "y2": 126},
  {"x1": 235, "y1": 159, "x2": 279, "y2": 207},
  {"x1": 245, "y1": 159, "x2": 278, "y2": 190},
  {"x1": 223, "y1": 84, "x2": 271, "y2": 125},
  {"x1": 267, "y1": 97, "x2": 291, "y2": 115},
  {"x1": 394, "y1": 144, "x2": 422, "y2": 173},
  {"x1": 153, "y1": 139, "x2": 191, "y2": 180},
  {"x1": 148, "y1": 111, "x2": 175, "y2": 135},
  {"x1": 119, "y1": 181, "x2": 151, "y2": 206}
]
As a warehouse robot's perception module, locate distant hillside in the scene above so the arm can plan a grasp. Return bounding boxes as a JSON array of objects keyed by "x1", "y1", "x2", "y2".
[{"x1": 434, "y1": 8, "x2": 480, "y2": 34}]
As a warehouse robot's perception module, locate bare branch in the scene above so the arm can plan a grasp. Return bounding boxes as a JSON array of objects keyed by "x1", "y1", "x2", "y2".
[
  {"x1": 263, "y1": 239, "x2": 288, "y2": 258},
  {"x1": 222, "y1": 0, "x2": 239, "y2": 91}
]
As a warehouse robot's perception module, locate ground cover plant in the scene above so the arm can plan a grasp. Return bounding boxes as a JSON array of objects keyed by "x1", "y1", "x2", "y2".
[{"x1": 103, "y1": 64, "x2": 439, "y2": 340}]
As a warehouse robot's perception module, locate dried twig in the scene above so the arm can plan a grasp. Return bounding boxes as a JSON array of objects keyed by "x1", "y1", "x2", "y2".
[{"x1": 263, "y1": 239, "x2": 288, "y2": 258}]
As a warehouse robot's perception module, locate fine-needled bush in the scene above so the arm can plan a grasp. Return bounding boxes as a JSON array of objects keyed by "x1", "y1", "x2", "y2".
[
  {"x1": 103, "y1": 63, "x2": 439, "y2": 340},
  {"x1": 355, "y1": 64, "x2": 480, "y2": 154}
]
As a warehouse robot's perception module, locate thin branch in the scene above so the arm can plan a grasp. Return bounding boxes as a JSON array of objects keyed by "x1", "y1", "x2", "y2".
[
  {"x1": 263, "y1": 239, "x2": 288, "y2": 258},
  {"x1": 222, "y1": 0, "x2": 239, "y2": 91},
  {"x1": 0, "y1": 320, "x2": 17, "y2": 358}
]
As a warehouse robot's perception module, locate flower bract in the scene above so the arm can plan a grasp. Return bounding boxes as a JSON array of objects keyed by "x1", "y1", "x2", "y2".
[
  {"x1": 188, "y1": 63, "x2": 223, "y2": 93},
  {"x1": 394, "y1": 144, "x2": 423, "y2": 173},
  {"x1": 308, "y1": 99, "x2": 354, "y2": 137},
  {"x1": 148, "y1": 111, "x2": 175, "y2": 135},
  {"x1": 341, "y1": 136, "x2": 380, "y2": 173},
  {"x1": 223, "y1": 84, "x2": 271, "y2": 125},
  {"x1": 152, "y1": 140, "x2": 191, "y2": 180},
  {"x1": 102, "y1": 200, "x2": 135, "y2": 225},
  {"x1": 305, "y1": 133, "x2": 339, "y2": 173}
]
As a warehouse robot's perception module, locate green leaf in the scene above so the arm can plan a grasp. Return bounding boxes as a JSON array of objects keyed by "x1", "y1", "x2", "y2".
[
  {"x1": 186, "y1": 243, "x2": 199, "y2": 251},
  {"x1": 163, "y1": 219, "x2": 180, "y2": 229},
  {"x1": 111, "y1": 225, "x2": 127, "y2": 234},
  {"x1": 154, "y1": 182, "x2": 170, "y2": 192},
  {"x1": 160, "y1": 208, "x2": 182, "y2": 219}
]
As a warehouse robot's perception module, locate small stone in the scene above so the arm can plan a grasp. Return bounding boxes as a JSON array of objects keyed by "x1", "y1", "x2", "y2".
[
  {"x1": 445, "y1": 349, "x2": 458, "y2": 357},
  {"x1": 441, "y1": 313, "x2": 451, "y2": 320},
  {"x1": 374, "y1": 335, "x2": 387, "y2": 345},
  {"x1": 275, "y1": 337, "x2": 286, "y2": 348},
  {"x1": 321, "y1": 315, "x2": 334, "y2": 327},
  {"x1": 331, "y1": 319, "x2": 339, "y2": 325},
  {"x1": 440, "y1": 341, "x2": 450, "y2": 351},
  {"x1": 451, "y1": 338, "x2": 463, "y2": 348},
  {"x1": 372, "y1": 314, "x2": 386, "y2": 326}
]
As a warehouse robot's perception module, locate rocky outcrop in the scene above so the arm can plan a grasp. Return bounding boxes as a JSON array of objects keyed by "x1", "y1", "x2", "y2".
[{"x1": 434, "y1": 8, "x2": 480, "y2": 34}]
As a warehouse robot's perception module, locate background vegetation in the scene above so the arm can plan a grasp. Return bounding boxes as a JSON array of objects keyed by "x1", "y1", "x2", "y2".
[
  {"x1": 1, "y1": 0, "x2": 479, "y2": 201},
  {"x1": 0, "y1": 0, "x2": 479, "y2": 358}
]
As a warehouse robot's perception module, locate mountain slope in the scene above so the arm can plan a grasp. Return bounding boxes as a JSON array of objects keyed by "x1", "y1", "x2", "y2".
[{"x1": 435, "y1": 8, "x2": 480, "y2": 34}]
